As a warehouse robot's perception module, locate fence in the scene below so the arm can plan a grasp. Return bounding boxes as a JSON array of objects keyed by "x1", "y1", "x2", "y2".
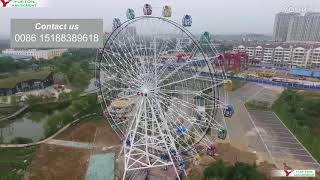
[{"x1": 198, "y1": 72, "x2": 320, "y2": 91}]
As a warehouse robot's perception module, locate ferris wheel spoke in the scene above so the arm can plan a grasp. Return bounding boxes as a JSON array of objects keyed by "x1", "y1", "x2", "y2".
[
  {"x1": 103, "y1": 41, "x2": 145, "y2": 79},
  {"x1": 154, "y1": 98, "x2": 201, "y2": 152},
  {"x1": 122, "y1": 34, "x2": 149, "y2": 76},
  {"x1": 102, "y1": 52, "x2": 143, "y2": 85},
  {"x1": 99, "y1": 70, "x2": 137, "y2": 90},
  {"x1": 155, "y1": 97, "x2": 213, "y2": 148},
  {"x1": 156, "y1": 46, "x2": 199, "y2": 83},
  {"x1": 102, "y1": 49, "x2": 140, "y2": 74},
  {"x1": 153, "y1": 72, "x2": 200, "y2": 90},
  {"x1": 146, "y1": 98, "x2": 183, "y2": 161},
  {"x1": 157, "y1": 92, "x2": 223, "y2": 129},
  {"x1": 100, "y1": 59, "x2": 143, "y2": 87},
  {"x1": 113, "y1": 35, "x2": 147, "y2": 77}
]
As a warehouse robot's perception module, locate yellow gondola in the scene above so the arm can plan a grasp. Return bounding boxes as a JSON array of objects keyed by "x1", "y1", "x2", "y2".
[
  {"x1": 162, "y1": 5, "x2": 172, "y2": 17},
  {"x1": 225, "y1": 79, "x2": 233, "y2": 91}
]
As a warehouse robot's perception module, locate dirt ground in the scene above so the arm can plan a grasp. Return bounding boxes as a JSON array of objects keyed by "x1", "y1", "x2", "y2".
[
  {"x1": 187, "y1": 142, "x2": 274, "y2": 179},
  {"x1": 26, "y1": 117, "x2": 319, "y2": 180},
  {"x1": 26, "y1": 144, "x2": 90, "y2": 180},
  {"x1": 26, "y1": 117, "x2": 121, "y2": 180},
  {"x1": 188, "y1": 142, "x2": 320, "y2": 180}
]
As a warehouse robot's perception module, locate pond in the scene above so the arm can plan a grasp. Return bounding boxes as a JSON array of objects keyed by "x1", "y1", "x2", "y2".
[{"x1": 0, "y1": 108, "x2": 62, "y2": 144}]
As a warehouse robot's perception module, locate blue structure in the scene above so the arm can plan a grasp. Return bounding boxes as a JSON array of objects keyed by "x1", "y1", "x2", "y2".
[
  {"x1": 313, "y1": 71, "x2": 320, "y2": 78},
  {"x1": 125, "y1": 139, "x2": 131, "y2": 147},
  {"x1": 170, "y1": 148, "x2": 177, "y2": 156},
  {"x1": 160, "y1": 154, "x2": 170, "y2": 162},
  {"x1": 178, "y1": 160, "x2": 185, "y2": 170},
  {"x1": 112, "y1": 18, "x2": 121, "y2": 31},
  {"x1": 94, "y1": 80, "x2": 100, "y2": 87},
  {"x1": 182, "y1": 15, "x2": 192, "y2": 27},
  {"x1": 176, "y1": 126, "x2": 188, "y2": 135},
  {"x1": 191, "y1": 59, "x2": 207, "y2": 67},
  {"x1": 288, "y1": 68, "x2": 313, "y2": 77},
  {"x1": 224, "y1": 105, "x2": 234, "y2": 118},
  {"x1": 195, "y1": 72, "x2": 320, "y2": 92}
]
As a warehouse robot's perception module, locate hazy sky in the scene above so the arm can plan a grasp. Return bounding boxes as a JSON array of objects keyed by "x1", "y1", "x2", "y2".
[{"x1": 1, "y1": 0, "x2": 319, "y2": 36}]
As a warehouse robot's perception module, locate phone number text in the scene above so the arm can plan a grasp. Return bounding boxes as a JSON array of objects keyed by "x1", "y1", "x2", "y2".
[{"x1": 14, "y1": 33, "x2": 99, "y2": 43}]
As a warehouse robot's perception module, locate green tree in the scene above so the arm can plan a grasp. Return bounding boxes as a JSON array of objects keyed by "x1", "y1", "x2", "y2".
[
  {"x1": 25, "y1": 95, "x2": 43, "y2": 105},
  {"x1": 203, "y1": 160, "x2": 260, "y2": 180}
]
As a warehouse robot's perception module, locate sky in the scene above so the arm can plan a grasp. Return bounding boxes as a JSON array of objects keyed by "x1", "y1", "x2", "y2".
[{"x1": 0, "y1": 0, "x2": 319, "y2": 36}]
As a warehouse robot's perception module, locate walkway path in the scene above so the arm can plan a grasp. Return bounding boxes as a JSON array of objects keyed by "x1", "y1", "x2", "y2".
[
  {"x1": 46, "y1": 139, "x2": 94, "y2": 149},
  {"x1": 0, "y1": 105, "x2": 29, "y2": 122}
]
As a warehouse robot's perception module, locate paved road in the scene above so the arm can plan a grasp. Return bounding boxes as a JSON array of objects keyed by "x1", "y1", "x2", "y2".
[
  {"x1": 225, "y1": 83, "x2": 271, "y2": 162},
  {"x1": 248, "y1": 111, "x2": 320, "y2": 170},
  {"x1": 226, "y1": 83, "x2": 320, "y2": 170}
]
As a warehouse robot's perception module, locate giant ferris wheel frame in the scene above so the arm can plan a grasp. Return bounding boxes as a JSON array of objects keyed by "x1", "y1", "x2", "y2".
[{"x1": 97, "y1": 15, "x2": 229, "y2": 180}]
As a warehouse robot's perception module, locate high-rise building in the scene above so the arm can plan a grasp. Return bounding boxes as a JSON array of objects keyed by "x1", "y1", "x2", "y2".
[
  {"x1": 273, "y1": 12, "x2": 299, "y2": 42},
  {"x1": 273, "y1": 12, "x2": 320, "y2": 43}
]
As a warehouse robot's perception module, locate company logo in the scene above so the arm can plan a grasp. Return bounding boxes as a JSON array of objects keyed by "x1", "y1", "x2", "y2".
[
  {"x1": 1, "y1": 0, "x2": 12, "y2": 7},
  {"x1": 271, "y1": 163, "x2": 316, "y2": 177},
  {"x1": 1, "y1": 0, "x2": 49, "y2": 8},
  {"x1": 272, "y1": 169, "x2": 316, "y2": 177}
]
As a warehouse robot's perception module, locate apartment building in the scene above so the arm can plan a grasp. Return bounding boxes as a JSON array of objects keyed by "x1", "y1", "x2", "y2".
[{"x1": 233, "y1": 44, "x2": 320, "y2": 68}]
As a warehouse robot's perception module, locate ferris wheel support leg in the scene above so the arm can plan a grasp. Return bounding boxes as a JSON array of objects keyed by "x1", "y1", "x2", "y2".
[
  {"x1": 122, "y1": 169, "x2": 127, "y2": 180},
  {"x1": 123, "y1": 99, "x2": 144, "y2": 180},
  {"x1": 147, "y1": 98, "x2": 182, "y2": 180}
]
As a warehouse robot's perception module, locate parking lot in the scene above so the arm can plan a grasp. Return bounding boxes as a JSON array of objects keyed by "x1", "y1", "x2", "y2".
[{"x1": 248, "y1": 111, "x2": 320, "y2": 170}]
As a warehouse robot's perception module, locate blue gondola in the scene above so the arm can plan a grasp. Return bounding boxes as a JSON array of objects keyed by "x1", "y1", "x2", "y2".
[
  {"x1": 176, "y1": 126, "x2": 188, "y2": 135},
  {"x1": 112, "y1": 18, "x2": 121, "y2": 31},
  {"x1": 126, "y1": 139, "x2": 131, "y2": 147},
  {"x1": 170, "y1": 148, "x2": 176, "y2": 156},
  {"x1": 160, "y1": 154, "x2": 170, "y2": 162},
  {"x1": 182, "y1": 14, "x2": 192, "y2": 27},
  {"x1": 126, "y1": 8, "x2": 135, "y2": 20},
  {"x1": 178, "y1": 160, "x2": 185, "y2": 170},
  {"x1": 224, "y1": 105, "x2": 234, "y2": 118},
  {"x1": 94, "y1": 80, "x2": 100, "y2": 87},
  {"x1": 143, "y1": 4, "x2": 152, "y2": 15}
]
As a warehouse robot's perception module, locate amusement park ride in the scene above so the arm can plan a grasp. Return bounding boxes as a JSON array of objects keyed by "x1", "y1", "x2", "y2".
[{"x1": 95, "y1": 4, "x2": 234, "y2": 180}]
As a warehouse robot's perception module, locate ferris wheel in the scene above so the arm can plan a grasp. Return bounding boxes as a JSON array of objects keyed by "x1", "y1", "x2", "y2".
[{"x1": 95, "y1": 4, "x2": 234, "y2": 180}]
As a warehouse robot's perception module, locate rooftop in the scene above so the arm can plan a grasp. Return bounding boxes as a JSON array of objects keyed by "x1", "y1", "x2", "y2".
[{"x1": 0, "y1": 70, "x2": 52, "y2": 89}]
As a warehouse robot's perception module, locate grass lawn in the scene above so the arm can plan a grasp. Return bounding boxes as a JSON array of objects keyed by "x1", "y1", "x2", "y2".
[
  {"x1": 0, "y1": 146, "x2": 37, "y2": 180},
  {"x1": 0, "y1": 106, "x2": 20, "y2": 119},
  {"x1": 272, "y1": 89, "x2": 320, "y2": 162},
  {"x1": 0, "y1": 70, "x2": 51, "y2": 89},
  {"x1": 231, "y1": 79, "x2": 246, "y2": 91}
]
